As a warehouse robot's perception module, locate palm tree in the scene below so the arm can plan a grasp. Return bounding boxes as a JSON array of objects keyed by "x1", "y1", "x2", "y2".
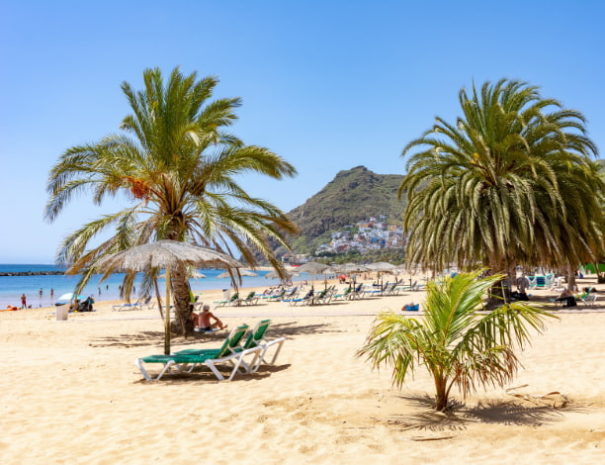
[
  {"x1": 400, "y1": 79, "x2": 604, "y2": 296},
  {"x1": 46, "y1": 67, "x2": 297, "y2": 333},
  {"x1": 358, "y1": 270, "x2": 554, "y2": 411}
]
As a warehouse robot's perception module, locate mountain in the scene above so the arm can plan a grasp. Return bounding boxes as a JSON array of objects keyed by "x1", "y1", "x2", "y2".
[{"x1": 280, "y1": 165, "x2": 405, "y2": 258}]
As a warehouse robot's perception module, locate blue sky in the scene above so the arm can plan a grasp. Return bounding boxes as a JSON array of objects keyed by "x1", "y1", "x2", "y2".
[{"x1": 1, "y1": 0, "x2": 604, "y2": 263}]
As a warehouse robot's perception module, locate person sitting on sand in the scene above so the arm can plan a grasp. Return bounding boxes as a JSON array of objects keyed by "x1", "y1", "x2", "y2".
[
  {"x1": 191, "y1": 304, "x2": 227, "y2": 332},
  {"x1": 555, "y1": 288, "x2": 577, "y2": 308},
  {"x1": 69, "y1": 299, "x2": 80, "y2": 313}
]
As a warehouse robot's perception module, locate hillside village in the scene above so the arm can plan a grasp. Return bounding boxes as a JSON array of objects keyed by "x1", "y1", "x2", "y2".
[{"x1": 315, "y1": 216, "x2": 404, "y2": 256}]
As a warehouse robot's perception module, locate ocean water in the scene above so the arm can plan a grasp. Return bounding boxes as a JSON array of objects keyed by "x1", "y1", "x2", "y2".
[{"x1": 0, "y1": 264, "x2": 310, "y2": 308}]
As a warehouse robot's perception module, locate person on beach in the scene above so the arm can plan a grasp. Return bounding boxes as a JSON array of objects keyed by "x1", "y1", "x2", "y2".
[
  {"x1": 191, "y1": 304, "x2": 227, "y2": 332},
  {"x1": 69, "y1": 299, "x2": 80, "y2": 313},
  {"x1": 80, "y1": 296, "x2": 95, "y2": 312},
  {"x1": 39, "y1": 288, "x2": 43, "y2": 298},
  {"x1": 20, "y1": 294, "x2": 27, "y2": 309},
  {"x1": 50, "y1": 288, "x2": 54, "y2": 298},
  {"x1": 555, "y1": 288, "x2": 577, "y2": 308}
]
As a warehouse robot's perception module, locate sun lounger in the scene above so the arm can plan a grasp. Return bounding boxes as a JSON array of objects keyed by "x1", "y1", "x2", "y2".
[
  {"x1": 181, "y1": 320, "x2": 285, "y2": 371},
  {"x1": 578, "y1": 293, "x2": 598, "y2": 307},
  {"x1": 284, "y1": 289, "x2": 314, "y2": 306},
  {"x1": 349, "y1": 284, "x2": 365, "y2": 300},
  {"x1": 364, "y1": 283, "x2": 388, "y2": 297},
  {"x1": 332, "y1": 286, "x2": 352, "y2": 301},
  {"x1": 240, "y1": 319, "x2": 285, "y2": 369},
  {"x1": 264, "y1": 289, "x2": 286, "y2": 301},
  {"x1": 112, "y1": 299, "x2": 143, "y2": 311},
  {"x1": 135, "y1": 325, "x2": 260, "y2": 381},
  {"x1": 214, "y1": 292, "x2": 239, "y2": 307},
  {"x1": 312, "y1": 287, "x2": 334, "y2": 305},
  {"x1": 278, "y1": 287, "x2": 299, "y2": 301},
  {"x1": 238, "y1": 291, "x2": 259, "y2": 306}
]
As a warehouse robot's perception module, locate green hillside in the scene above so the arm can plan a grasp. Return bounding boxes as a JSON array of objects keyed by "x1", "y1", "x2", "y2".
[{"x1": 283, "y1": 165, "x2": 405, "y2": 256}]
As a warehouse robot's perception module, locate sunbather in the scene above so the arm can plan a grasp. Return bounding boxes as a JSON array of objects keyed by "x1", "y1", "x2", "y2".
[
  {"x1": 555, "y1": 288, "x2": 577, "y2": 307},
  {"x1": 191, "y1": 304, "x2": 228, "y2": 332}
]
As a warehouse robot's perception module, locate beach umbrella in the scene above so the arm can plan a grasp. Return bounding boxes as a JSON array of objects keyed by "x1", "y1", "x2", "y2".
[
  {"x1": 326, "y1": 263, "x2": 370, "y2": 273},
  {"x1": 55, "y1": 292, "x2": 83, "y2": 305},
  {"x1": 367, "y1": 262, "x2": 398, "y2": 286},
  {"x1": 296, "y1": 261, "x2": 331, "y2": 289},
  {"x1": 325, "y1": 263, "x2": 370, "y2": 287},
  {"x1": 96, "y1": 240, "x2": 242, "y2": 354},
  {"x1": 366, "y1": 262, "x2": 397, "y2": 272},
  {"x1": 296, "y1": 261, "x2": 329, "y2": 274},
  {"x1": 217, "y1": 269, "x2": 257, "y2": 278}
]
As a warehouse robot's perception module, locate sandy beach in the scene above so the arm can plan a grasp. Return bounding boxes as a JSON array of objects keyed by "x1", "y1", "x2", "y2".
[{"x1": 1, "y1": 279, "x2": 604, "y2": 465}]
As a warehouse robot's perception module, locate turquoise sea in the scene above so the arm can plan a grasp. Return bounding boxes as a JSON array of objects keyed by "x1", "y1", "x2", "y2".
[{"x1": 0, "y1": 264, "x2": 307, "y2": 308}]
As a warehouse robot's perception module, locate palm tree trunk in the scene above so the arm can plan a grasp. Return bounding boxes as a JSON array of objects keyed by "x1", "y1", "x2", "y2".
[
  {"x1": 170, "y1": 263, "x2": 194, "y2": 336},
  {"x1": 567, "y1": 264, "x2": 577, "y2": 292},
  {"x1": 434, "y1": 375, "x2": 449, "y2": 411},
  {"x1": 486, "y1": 259, "x2": 510, "y2": 309},
  {"x1": 153, "y1": 277, "x2": 164, "y2": 320},
  {"x1": 595, "y1": 263, "x2": 605, "y2": 283}
]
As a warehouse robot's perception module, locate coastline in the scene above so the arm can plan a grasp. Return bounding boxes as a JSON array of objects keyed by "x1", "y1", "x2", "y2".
[{"x1": 0, "y1": 265, "x2": 302, "y2": 309}]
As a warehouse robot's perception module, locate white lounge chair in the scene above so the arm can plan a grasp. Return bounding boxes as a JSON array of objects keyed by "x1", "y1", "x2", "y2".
[
  {"x1": 112, "y1": 299, "x2": 143, "y2": 311},
  {"x1": 135, "y1": 325, "x2": 261, "y2": 381}
]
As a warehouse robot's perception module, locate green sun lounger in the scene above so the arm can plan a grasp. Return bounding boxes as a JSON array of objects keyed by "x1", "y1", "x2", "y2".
[
  {"x1": 180, "y1": 319, "x2": 284, "y2": 370},
  {"x1": 180, "y1": 319, "x2": 285, "y2": 371},
  {"x1": 214, "y1": 292, "x2": 239, "y2": 307},
  {"x1": 135, "y1": 324, "x2": 261, "y2": 381},
  {"x1": 238, "y1": 291, "x2": 259, "y2": 306},
  {"x1": 242, "y1": 319, "x2": 285, "y2": 369}
]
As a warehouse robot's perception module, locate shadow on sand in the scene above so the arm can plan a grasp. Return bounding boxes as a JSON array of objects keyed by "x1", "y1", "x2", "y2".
[
  {"x1": 132, "y1": 363, "x2": 292, "y2": 385},
  {"x1": 90, "y1": 321, "x2": 341, "y2": 348},
  {"x1": 388, "y1": 394, "x2": 575, "y2": 431}
]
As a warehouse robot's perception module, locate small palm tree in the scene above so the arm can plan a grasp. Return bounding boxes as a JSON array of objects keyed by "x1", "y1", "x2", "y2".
[
  {"x1": 46, "y1": 67, "x2": 297, "y2": 333},
  {"x1": 358, "y1": 271, "x2": 554, "y2": 411}
]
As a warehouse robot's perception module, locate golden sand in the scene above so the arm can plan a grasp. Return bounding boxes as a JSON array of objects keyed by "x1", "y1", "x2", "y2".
[{"x1": 1, "y1": 279, "x2": 604, "y2": 464}]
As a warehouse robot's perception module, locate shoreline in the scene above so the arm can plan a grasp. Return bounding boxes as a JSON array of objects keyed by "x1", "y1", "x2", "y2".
[{"x1": 0, "y1": 265, "x2": 302, "y2": 309}]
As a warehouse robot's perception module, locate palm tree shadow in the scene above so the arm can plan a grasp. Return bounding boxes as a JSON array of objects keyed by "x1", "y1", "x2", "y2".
[
  {"x1": 390, "y1": 394, "x2": 572, "y2": 431},
  {"x1": 90, "y1": 321, "x2": 340, "y2": 348}
]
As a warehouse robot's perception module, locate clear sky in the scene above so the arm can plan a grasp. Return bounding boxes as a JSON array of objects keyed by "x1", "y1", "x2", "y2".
[{"x1": 1, "y1": 0, "x2": 604, "y2": 263}]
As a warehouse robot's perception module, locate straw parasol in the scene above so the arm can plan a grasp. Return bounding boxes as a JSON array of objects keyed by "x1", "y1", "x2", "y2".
[
  {"x1": 366, "y1": 262, "x2": 397, "y2": 272},
  {"x1": 367, "y1": 262, "x2": 398, "y2": 286},
  {"x1": 296, "y1": 261, "x2": 329, "y2": 274},
  {"x1": 216, "y1": 269, "x2": 257, "y2": 278},
  {"x1": 296, "y1": 261, "x2": 331, "y2": 289},
  {"x1": 325, "y1": 263, "x2": 370, "y2": 274},
  {"x1": 96, "y1": 240, "x2": 242, "y2": 354},
  {"x1": 325, "y1": 263, "x2": 370, "y2": 286}
]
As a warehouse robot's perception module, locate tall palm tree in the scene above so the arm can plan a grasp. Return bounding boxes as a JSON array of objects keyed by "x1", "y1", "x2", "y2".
[
  {"x1": 46, "y1": 67, "x2": 297, "y2": 333},
  {"x1": 400, "y1": 79, "x2": 604, "y2": 295},
  {"x1": 358, "y1": 270, "x2": 554, "y2": 411}
]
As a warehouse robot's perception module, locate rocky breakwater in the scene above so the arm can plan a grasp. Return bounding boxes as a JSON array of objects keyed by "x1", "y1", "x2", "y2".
[{"x1": 0, "y1": 271, "x2": 65, "y2": 276}]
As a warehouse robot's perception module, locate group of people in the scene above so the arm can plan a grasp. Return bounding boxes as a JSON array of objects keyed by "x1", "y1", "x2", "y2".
[
  {"x1": 69, "y1": 296, "x2": 95, "y2": 312},
  {"x1": 19, "y1": 288, "x2": 56, "y2": 309}
]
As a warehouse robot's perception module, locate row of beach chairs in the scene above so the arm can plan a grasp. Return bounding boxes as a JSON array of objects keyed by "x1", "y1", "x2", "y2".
[
  {"x1": 214, "y1": 291, "x2": 259, "y2": 307},
  {"x1": 113, "y1": 280, "x2": 424, "y2": 312},
  {"x1": 136, "y1": 319, "x2": 285, "y2": 381},
  {"x1": 252, "y1": 280, "x2": 423, "y2": 307}
]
